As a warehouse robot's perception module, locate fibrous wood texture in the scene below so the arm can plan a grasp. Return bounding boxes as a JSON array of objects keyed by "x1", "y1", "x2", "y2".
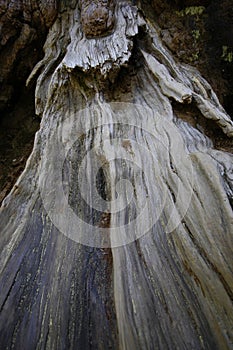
[{"x1": 0, "y1": 1, "x2": 233, "y2": 349}]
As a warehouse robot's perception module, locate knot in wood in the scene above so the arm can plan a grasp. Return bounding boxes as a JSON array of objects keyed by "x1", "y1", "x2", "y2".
[{"x1": 80, "y1": 0, "x2": 115, "y2": 38}]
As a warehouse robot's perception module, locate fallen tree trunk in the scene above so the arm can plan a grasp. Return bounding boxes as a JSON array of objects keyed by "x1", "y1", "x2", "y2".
[{"x1": 0, "y1": 1, "x2": 233, "y2": 349}]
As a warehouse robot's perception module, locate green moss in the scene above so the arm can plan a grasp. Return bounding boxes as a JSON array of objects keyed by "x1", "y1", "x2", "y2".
[
  {"x1": 192, "y1": 29, "x2": 200, "y2": 41},
  {"x1": 221, "y1": 46, "x2": 233, "y2": 63},
  {"x1": 188, "y1": 50, "x2": 200, "y2": 63},
  {"x1": 176, "y1": 6, "x2": 205, "y2": 18}
]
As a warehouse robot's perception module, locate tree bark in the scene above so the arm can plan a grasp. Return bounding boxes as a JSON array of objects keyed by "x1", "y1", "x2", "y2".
[{"x1": 0, "y1": 1, "x2": 233, "y2": 349}]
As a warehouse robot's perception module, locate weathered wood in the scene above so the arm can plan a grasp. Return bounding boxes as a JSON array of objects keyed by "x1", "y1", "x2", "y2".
[
  {"x1": 80, "y1": 0, "x2": 116, "y2": 38},
  {"x1": 0, "y1": 1, "x2": 233, "y2": 349}
]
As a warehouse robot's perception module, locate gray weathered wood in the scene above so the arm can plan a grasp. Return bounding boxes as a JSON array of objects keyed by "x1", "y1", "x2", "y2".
[{"x1": 0, "y1": 1, "x2": 233, "y2": 349}]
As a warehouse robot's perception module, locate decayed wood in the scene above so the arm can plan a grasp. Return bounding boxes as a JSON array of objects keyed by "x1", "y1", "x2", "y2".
[
  {"x1": 0, "y1": 1, "x2": 233, "y2": 349},
  {"x1": 80, "y1": 0, "x2": 116, "y2": 38},
  {"x1": 0, "y1": 0, "x2": 57, "y2": 111}
]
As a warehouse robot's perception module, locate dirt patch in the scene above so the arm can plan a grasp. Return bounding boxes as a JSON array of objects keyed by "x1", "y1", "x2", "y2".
[
  {"x1": 149, "y1": 0, "x2": 233, "y2": 116},
  {"x1": 0, "y1": 87, "x2": 40, "y2": 204}
]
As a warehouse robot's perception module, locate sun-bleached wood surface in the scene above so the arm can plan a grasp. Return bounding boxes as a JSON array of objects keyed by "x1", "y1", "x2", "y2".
[{"x1": 0, "y1": 1, "x2": 233, "y2": 349}]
